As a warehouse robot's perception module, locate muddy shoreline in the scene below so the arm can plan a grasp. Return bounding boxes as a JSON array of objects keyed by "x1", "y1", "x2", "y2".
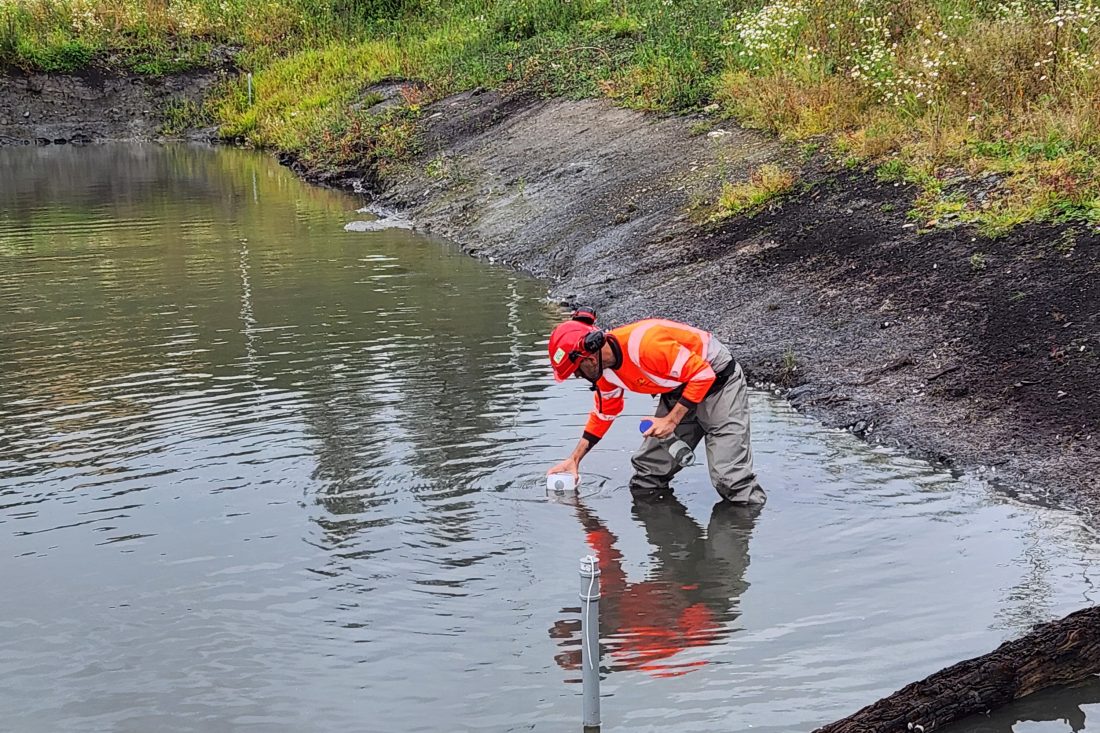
[{"x1": 5, "y1": 73, "x2": 1097, "y2": 512}]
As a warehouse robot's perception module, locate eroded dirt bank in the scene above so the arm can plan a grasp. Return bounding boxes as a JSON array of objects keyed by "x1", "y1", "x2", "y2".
[
  {"x1": 306, "y1": 89, "x2": 1099, "y2": 508},
  {"x1": 0, "y1": 66, "x2": 226, "y2": 145}
]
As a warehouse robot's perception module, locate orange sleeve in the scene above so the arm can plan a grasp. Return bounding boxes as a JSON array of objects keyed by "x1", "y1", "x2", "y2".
[
  {"x1": 582, "y1": 382, "x2": 625, "y2": 442},
  {"x1": 676, "y1": 352, "x2": 716, "y2": 405}
]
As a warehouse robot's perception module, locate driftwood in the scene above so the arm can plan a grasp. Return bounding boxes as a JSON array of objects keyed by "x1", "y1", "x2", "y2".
[{"x1": 813, "y1": 606, "x2": 1100, "y2": 733}]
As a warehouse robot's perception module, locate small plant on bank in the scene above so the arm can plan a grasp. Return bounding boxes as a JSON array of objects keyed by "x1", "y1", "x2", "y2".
[
  {"x1": 302, "y1": 103, "x2": 422, "y2": 176},
  {"x1": 160, "y1": 98, "x2": 211, "y2": 136},
  {"x1": 713, "y1": 163, "x2": 797, "y2": 220},
  {"x1": 780, "y1": 346, "x2": 799, "y2": 385},
  {"x1": 875, "y1": 159, "x2": 909, "y2": 183},
  {"x1": 426, "y1": 152, "x2": 470, "y2": 184},
  {"x1": 425, "y1": 153, "x2": 448, "y2": 180},
  {"x1": 689, "y1": 120, "x2": 713, "y2": 136},
  {"x1": 125, "y1": 44, "x2": 211, "y2": 75},
  {"x1": 21, "y1": 38, "x2": 96, "y2": 72},
  {"x1": 1055, "y1": 229, "x2": 1078, "y2": 256},
  {"x1": 969, "y1": 252, "x2": 988, "y2": 271}
]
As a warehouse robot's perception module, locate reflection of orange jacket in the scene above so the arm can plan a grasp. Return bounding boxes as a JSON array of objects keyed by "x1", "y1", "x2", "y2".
[
  {"x1": 583, "y1": 526, "x2": 720, "y2": 678},
  {"x1": 584, "y1": 319, "x2": 722, "y2": 440}
]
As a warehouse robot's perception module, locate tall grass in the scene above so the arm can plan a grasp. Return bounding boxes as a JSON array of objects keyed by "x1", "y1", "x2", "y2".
[
  {"x1": 0, "y1": 0, "x2": 423, "y2": 71},
  {"x1": 213, "y1": 39, "x2": 406, "y2": 149},
  {"x1": 4, "y1": 0, "x2": 1099, "y2": 233},
  {"x1": 717, "y1": 0, "x2": 1100, "y2": 233}
]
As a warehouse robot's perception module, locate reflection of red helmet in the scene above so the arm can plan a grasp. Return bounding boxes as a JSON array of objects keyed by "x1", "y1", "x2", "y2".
[{"x1": 548, "y1": 319, "x2": 596, "y2": 381}]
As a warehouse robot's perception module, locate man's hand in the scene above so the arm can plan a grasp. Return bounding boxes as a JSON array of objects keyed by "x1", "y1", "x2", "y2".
[
  {"x1": 547, "y1": 436, "x2": 596, "y2": 488},
  {"x1": 548, "y1": 456, "x2": 580, "y2": 483},
  {"x1": 642, "y1": 415, "x2": 679, "y2": 439},
  {"x1": 643, "y1": 402, "x2": 690, "y2": 439}
]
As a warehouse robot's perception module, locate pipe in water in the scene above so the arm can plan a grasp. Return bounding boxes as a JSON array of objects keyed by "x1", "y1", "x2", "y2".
[{"x1": 579, "y1": 554, "x2": 601, "y2": 731}]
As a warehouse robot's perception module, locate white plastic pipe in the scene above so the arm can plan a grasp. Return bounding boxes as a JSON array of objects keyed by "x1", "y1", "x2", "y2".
[{"x1": 579, "y1": 554, "x2": 601, "y2": 731}]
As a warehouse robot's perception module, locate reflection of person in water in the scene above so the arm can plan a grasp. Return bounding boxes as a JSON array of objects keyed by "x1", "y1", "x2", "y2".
[{"x1": 551, "y1": 497, "x2": 759, "y2": 678}]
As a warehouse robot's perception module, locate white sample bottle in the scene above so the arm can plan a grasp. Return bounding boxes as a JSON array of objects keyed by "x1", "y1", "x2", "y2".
[{"x1": 546, "y1": 473, "x2": 577, "y2": 496}]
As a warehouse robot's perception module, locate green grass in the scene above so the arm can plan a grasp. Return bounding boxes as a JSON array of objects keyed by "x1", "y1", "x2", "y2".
[
  {"x1": 712, "y1": 163, "x2": 797, "y2": 220},
  {"x1": 212, "y1": 39, "x2": 406, "y2": 150},
  {"x1": 4, "y1": 0, "x2": 1099, "y2": 235}
]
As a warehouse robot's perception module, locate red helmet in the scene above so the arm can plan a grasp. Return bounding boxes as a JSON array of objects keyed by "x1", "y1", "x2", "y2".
[{"x1": 548, "y1": 309, "x2": 599, "y2": 381}]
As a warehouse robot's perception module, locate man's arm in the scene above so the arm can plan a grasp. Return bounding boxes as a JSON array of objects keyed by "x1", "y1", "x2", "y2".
[
  {"x1": 640, "y1": 332, "x2": 714, "y2": 437},
  {"x1": 548, "y1": 383, "x2": 624, "y2": 480},
  {"x1": 547, "y1": 436, "x2": 596, "y2": 482}
]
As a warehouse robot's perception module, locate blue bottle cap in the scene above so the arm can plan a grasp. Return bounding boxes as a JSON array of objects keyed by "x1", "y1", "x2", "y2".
[{"x1": 639, "y1": 419, "x2": 653, "y2": 434}]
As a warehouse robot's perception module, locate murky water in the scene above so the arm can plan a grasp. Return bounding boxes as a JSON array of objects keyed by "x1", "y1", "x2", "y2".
[{"x1": 2, "y1": 144, "x2": 1099, "y2": 733}]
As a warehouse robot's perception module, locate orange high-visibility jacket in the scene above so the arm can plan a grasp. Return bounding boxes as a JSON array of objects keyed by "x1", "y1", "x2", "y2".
[{"x1": 583, "y1": 319, "x2": 724, "y2": 441}]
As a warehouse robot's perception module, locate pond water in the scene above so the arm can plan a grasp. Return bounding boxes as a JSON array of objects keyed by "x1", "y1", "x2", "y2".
[{"x1": 1, "y1": 144, "x2": 1098, "y2": 733}]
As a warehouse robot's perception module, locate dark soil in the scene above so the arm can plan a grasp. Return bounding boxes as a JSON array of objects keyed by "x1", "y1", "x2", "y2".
[
  {"x1": 0, "y1": 65, "x2": 229, "y2": 146},
  {"x1": 696, "y1": 172, "x2": 1099, "y2": 502}
]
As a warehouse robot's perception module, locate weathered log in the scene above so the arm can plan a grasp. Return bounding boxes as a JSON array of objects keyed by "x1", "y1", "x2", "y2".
[{"x1": 813, "y1": 606, "x2": 1100, "y2": 733}]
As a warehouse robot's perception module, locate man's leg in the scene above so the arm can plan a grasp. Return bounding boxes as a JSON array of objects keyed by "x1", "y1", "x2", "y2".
[
  {"x1": 696, "y1": 364, "x2": 766, "y2": 504},
  {"x1": 629, "y1": 397, "x2": 705, "y2": 501}
]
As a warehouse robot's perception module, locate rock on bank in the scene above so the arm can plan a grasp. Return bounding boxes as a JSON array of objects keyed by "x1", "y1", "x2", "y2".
[{"x1": 350, "y1": 89, "x2": 1099, "y2": 508}]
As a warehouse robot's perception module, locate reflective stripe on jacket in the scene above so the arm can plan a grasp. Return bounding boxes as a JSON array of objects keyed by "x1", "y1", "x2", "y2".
[{"x1": 584, "y1": 319, "x2": 724, "y2": 440}]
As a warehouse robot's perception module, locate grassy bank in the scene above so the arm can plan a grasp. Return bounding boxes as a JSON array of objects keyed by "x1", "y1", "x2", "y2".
[{"x1": 4, "y1": 0, "x2": 1099, "y2": 234}]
